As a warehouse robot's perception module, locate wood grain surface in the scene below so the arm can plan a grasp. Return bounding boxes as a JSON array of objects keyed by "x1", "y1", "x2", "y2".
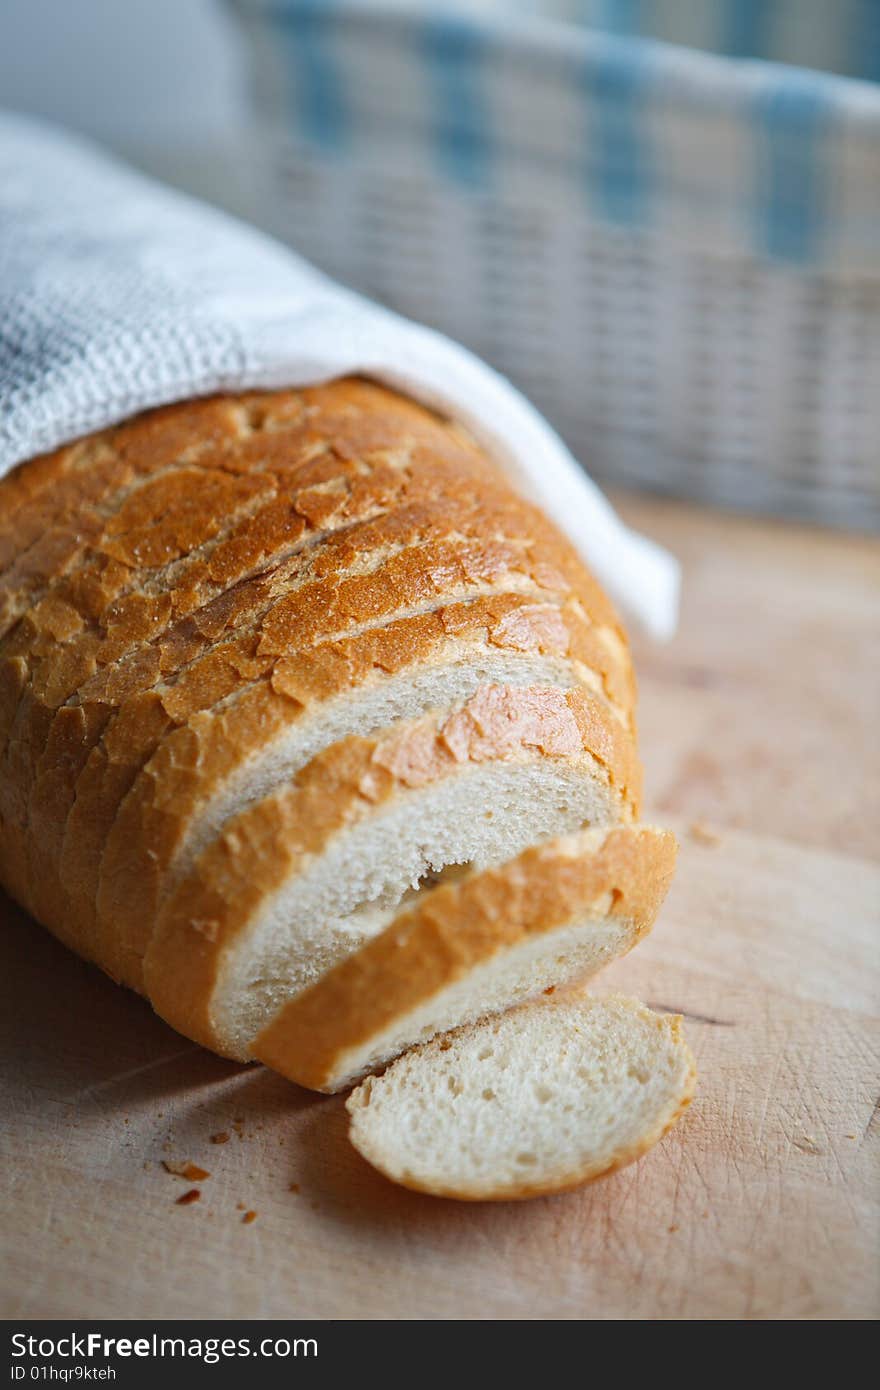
[{"x1": 1, "y1": 493, "x2": 877, "y2": 1320}]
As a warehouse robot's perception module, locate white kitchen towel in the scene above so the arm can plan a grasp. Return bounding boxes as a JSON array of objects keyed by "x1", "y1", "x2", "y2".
[{"x1": 0, "y1": 112, "x2": 678, "y2": 638}]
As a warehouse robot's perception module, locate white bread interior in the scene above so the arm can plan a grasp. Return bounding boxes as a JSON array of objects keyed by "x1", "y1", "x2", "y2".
[
  {"x1": 347, "y1": 993, "x2": 696, "y2": 1200},
  {"x1": 299, "y1": 917, "x2": 639, "y2": 1093}
]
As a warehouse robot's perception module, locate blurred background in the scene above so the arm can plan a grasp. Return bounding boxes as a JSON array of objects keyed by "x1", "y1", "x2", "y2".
[{"x1": 2, "y1": 0, "x2": 879, "y2": 527}]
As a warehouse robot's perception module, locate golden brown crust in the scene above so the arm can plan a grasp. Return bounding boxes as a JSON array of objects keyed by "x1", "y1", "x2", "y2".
[
  {"x1": 145, "y1": 683, "x2": 639, "y2": 1049},
  {"x1": 0, "y1": 382, "x2": 497, "y2": 635},
  {"x1": 0, "y1": 396, "x2": 256, "y2": 637},
  {"x1": 3, "y1": 379, "x2": 617, "y2": 729},
  {"x1": 254, "y1": 826, "x2": 677, "y2": 1089}
]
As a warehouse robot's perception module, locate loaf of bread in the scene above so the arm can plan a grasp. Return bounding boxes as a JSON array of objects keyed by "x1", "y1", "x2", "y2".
[{"x1": 0, "y1": 377, "x2": 690, "y2": 1197}]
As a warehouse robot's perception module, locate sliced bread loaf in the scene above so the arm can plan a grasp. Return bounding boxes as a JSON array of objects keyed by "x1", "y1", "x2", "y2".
[
  {"x1": 86, "y1": 593, "x2": 632, "y2": 989},
  {"x1": 347, "y1": 993, "x2": 695, "y2": 1200},
  {"x1": 145, "y1": 683, "x2": 639, "y2": 1059},
  {"x1": 0, "y1": 382, "x2": 637, "y2": 1006},
  {"x1": 1, "y1": 382, "x2": 666, "y2": 1129},
  {"x1": 255, "y1": 825, "x2": 675, "y2": 1091}
]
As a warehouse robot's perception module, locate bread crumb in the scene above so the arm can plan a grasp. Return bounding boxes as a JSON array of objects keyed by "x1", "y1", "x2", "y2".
[
  {"x1": 236, "y1": 1202, "x2": 246, "y2": 1211},
  {"x1": 210, "y1": 1131, "x2": 230, "y2": 1145},
  {"x1": 176, "y1": 1189, "x2": 201, "y2": 1206},
  {"x1": 793, "y1": 1135, "x2": 821, "y2": 1155},
  {"x1": 288, "y1": 1182, "x2": 300, "y2": 1194},
  {"x1": 242, "y1": 1210, "x2": 257, "y2": 1225},
  {"x1": 845, "y1": 1133, "x2": 857, "y2": 1140},
  {"x1": 163, "y1": 1160, "x2": 210, "y2": 1181},
  {"x1": 689, "y1": 822, "x2": 721, "y2": 847},
  {"x1": 668, "y1": 1224, "x2": 679, "y2": 1233}
]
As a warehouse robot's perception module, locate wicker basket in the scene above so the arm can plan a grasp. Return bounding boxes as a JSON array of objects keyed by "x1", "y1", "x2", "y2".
[{"x1": 229, "y1": 0, "x2": 880, "y2": 528}]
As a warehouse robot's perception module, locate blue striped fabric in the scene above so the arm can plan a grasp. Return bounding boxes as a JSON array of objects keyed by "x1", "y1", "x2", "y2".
[
  {"x1": 420, "y1": 16, "x2": 493, "y2": 187},
  {"x1": 754, "y1": 73, "x2": 831, "y2": 264},
  {"x1": 580, "y1": 38, "x2": 654, "y2": 228},
  {"x1": 233, "y1": 0, "x2": 880, "y2": 272},
  {"x1": 853, "y1": 0, "x2": 880, "y2": 83},
  {"x1": 721, "y1": 0, "x2": 768, "y2": 62},
  {"x1": 574, "y1": 0, "x2": 880, "y2": 76},
  {"x1": 274, "y1": 0, "x2": 350, "y2": 151}
]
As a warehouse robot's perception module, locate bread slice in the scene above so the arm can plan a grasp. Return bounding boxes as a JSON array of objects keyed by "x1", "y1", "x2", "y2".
[
  {"x1": 91, "y1": 652, "x2": 634, "y2": 992},
  {"x1": 346, "y1": 994, "x2": 695, "y2": 1200},
  {"x1": 86, "y1": 594, "x2": 632, "y2": 987},
  {"x1": 61, "y1": 637, "x2": 570, "y2": 972},
  {"x1": 255, "y1": 825, "x2": 675, "y2": 1091},
  {"x1": 145, "y1": 684, "x2": 639, "y2": 1059}
]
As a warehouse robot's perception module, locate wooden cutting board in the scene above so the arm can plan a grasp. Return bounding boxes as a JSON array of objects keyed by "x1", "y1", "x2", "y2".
[{"x1": 1, "y1": 494, "x2": 877, "y2": 1320}]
